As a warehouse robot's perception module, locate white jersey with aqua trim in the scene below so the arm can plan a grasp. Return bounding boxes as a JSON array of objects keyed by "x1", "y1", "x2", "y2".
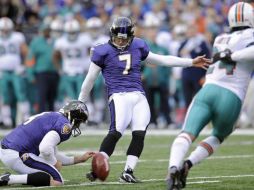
[
  {"x1": 0, "y1": 32, "x2": 25, "y2": 71},
  {"x1": 54, "y1": 33, "x2": 92, "y2": 75},
  {"x1": 205, "y1": 28, "x2": 254, "y2": 101}
]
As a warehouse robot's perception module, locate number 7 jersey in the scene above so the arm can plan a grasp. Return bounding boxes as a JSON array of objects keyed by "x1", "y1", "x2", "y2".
[
  {"x1": 205, "y1": 28, "x2": 254, "y2": 101},
  {"x1": 90, "y1": 38, "x2": 150, "y2": 97}
]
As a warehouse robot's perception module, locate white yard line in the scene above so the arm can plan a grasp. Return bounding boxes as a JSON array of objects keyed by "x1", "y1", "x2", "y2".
[
  {"x1": 0, "y1": 180, "x2": 221, "y2": 190},
  {"x1": 1, "y1": 154, "x2": 253, "y2": 188},
  {"x1": 1, "y1": 128, "x2": 254, "y2": 136},
  {"x1": 188, "y1": 174, "x2": 254, "y2": 180},
  {"x1": 4, "y1": 173, "x2": 254, "y2": 190},
  {"x1": 77, "y1": 154, "x2": 254, "y2": 166}
]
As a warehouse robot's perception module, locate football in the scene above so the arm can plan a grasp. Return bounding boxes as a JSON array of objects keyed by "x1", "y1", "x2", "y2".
[{"x1": 92, "y1": 152, "x2": 110, "y2": 181}]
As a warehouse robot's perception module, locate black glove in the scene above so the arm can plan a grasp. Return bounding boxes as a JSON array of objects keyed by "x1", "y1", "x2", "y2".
[
  {"x1": 212, "y1": 49, "x2": 234, "y2": 64},
  {"x1": 86, "y1": 171, "x2": 97, "y2": 182}
]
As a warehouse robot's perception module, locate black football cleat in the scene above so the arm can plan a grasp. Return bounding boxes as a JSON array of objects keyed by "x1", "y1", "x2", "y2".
[
  {"x1": 86, "y1": 171, "x2": 97, "y2": 182},
  {"x1": 179, "y1": 161, "x2": 190, "y2": 188},
  {"x1": 119, "y1": 169, "x2": 141, "y2": 183},
  {"x1": 0, "y1": 172, "x2": 10, "y2": 186},
  {"x1": 166, "y1": 166, "x2": 181, "y2": 190}
]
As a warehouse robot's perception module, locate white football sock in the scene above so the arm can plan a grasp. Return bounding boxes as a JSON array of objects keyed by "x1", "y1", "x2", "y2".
[
  {"x1": 188, "y1": 136, "x2": 220, "y2": 166},
  {"x1": 8, "y1": 174, "x2": 28, "y2": 185},
  {"x1": 124, "y1": 155, "x2": 138, "y2": 171},
  {"x1": 169, "y1": 133, "x2": 192, "y2": 170}
]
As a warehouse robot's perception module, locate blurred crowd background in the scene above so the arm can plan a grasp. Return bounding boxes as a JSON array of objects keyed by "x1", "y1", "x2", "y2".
[{"x1": 0, "y1": 0, "x2": 253, "y2": 129}]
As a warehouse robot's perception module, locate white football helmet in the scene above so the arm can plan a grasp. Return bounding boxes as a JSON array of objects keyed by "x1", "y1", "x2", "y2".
[
  {"x1": 64, "y1": 19, "x2": 80, "y2": 41},
  {"x1": 0, "y1": 17, "x2": 14, "y2": 38},
  {"x1": 86, "y1": 17, "x2": 103, "y2": 29},
  {"x1": 50, "y1": 18, "x2": 63, "y2": 39},
  {"x1": 143, "y1": 14, "x2": 160, "y2": 28},
  {"x1": 228, "y1": 2, "x2": 254, "y2": 28},
  {"x1": 86, "y1": 17, "x2": 103, "y2": 39}
]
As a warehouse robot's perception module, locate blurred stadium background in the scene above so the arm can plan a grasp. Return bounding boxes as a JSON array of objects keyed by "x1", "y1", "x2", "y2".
[{"x1": 1, "y1": 0, "x2": 253, "y2": 130}]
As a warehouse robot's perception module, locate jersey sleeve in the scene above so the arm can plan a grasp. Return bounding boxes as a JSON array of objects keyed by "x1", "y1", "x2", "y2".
[
  {"x1": 140, "y1": 40, "x2": 150, "y2": 61},
  {"x1": 90, "y1": 46, "x2": 104, "y2": 68},
  {"x1": 243, "y1": 29, "x2": 254, "y2": 48}
]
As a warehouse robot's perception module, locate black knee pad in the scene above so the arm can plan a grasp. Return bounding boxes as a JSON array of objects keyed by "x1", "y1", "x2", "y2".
[
  {"x1": 27, "y1": 172, "x2": 51, "y2": 186},
  {"x1": 127, "y1": 130, "x2": 146, "y2": 157},
  {"x1": 99, "y1": 131, "x2": 122, "y2": 157}
]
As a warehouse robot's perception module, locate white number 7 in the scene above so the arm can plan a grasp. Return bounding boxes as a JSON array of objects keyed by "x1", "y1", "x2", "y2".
[{"x1": 119, "y1": 54, "x2": 131, "y2": 75}]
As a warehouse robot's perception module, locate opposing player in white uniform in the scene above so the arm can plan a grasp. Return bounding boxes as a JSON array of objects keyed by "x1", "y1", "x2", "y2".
[
  {"x1": 53, "y1": 19, "x2": 92, "y2": 100},
  {"x1": 86, "y1": 17, "x2": 109, "y2": 46},
  {"x1": 0, "y1": 17, "x2": 30, "y2": 127},
  {"x1": 166, "y1": 2, "x2": 254, "y2": 190}
]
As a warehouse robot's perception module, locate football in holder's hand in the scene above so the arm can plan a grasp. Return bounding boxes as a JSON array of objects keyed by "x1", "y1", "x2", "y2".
[{"x1": 92, "y1": 152, "x2": 110, "y2": 181}]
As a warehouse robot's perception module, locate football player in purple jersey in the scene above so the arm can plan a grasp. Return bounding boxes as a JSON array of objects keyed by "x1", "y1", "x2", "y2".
[
  {"x1": 78, "y1": 17, "x2": 211, "y2": 183},
  {"x1": 0, "y1": 101, "x2": 95, "y2": 187}
]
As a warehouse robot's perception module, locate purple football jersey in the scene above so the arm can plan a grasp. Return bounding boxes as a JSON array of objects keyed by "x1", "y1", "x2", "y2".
[
  {"x1": 91, "y1": 38, "x2": 150, "y2": 97},
  {"x1": 1, "y1": 112, "x2": 72, "y2": 155}
]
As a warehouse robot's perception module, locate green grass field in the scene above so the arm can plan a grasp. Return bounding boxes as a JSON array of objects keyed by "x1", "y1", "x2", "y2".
[{"x1": 1, "y1": 131, "x2": 254, "y2": 190}]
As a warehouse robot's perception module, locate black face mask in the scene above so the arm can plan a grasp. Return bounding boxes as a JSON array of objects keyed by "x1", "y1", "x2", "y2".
[{"x1": 71, "y1": 119, "x2": 83, "y2": 137}]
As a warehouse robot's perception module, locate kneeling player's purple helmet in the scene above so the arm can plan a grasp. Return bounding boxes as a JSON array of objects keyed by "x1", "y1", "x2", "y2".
[{"x1": 60, "y1": 100, "x2": 88, "y2": 137}]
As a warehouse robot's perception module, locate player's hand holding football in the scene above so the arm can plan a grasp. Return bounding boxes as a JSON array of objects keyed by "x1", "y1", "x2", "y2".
[
  {"x1": 75, "y1": 151, "x2": 95, "y2": 163},
  {"x1": 192, "y1": 55, "x2": 212, "y2": 70}
]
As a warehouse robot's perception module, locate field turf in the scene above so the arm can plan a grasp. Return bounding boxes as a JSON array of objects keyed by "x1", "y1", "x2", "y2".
[{"x1": 1, "y1": 130, "x2": 254, "y2": 190}]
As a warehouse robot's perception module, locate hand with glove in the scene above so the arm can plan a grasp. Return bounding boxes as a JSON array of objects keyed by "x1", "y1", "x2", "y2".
[{"x1": 212, "y1": 49, "x2": 235, "y2": 64}]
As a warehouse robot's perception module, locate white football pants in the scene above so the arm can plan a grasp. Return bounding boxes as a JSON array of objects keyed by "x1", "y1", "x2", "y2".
[
  {"x1": 0, "y1": 147, "x2": 63, "y2": 182},
  {"x1": 108, "y1": 91, "x2": 151, "y2": 134}
]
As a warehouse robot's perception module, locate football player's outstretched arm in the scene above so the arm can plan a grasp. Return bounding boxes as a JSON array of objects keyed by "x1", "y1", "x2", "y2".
[
  {"x1": 146, "y1": 52, "x2": 211, "y2": 69},
  {"x1": 78, "y1": 62, "x2": 101, "y2": 103},
  {"x1": 231, "y1": 45, "x2": 254, "y2": 62},
  {"x1": 55, "y1": 147, "x2": 95, "y2": 165}
]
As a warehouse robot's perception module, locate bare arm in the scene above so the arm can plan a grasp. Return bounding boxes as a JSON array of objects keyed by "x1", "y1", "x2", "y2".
[
  {"x1": 52, "y1": 50, "x2": 62, "y2": 71},
  {"x1": 20, "y1": 42, "x2": 28, "y2": 60},
  {"x1": 78, "y1": 62, "x2": 101, "y2": 102}
]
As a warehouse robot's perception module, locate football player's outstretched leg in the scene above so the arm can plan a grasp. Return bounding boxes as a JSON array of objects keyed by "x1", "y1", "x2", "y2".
[{"x1": 167, "y1": 2, "x2": 254, "y2": 189}]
